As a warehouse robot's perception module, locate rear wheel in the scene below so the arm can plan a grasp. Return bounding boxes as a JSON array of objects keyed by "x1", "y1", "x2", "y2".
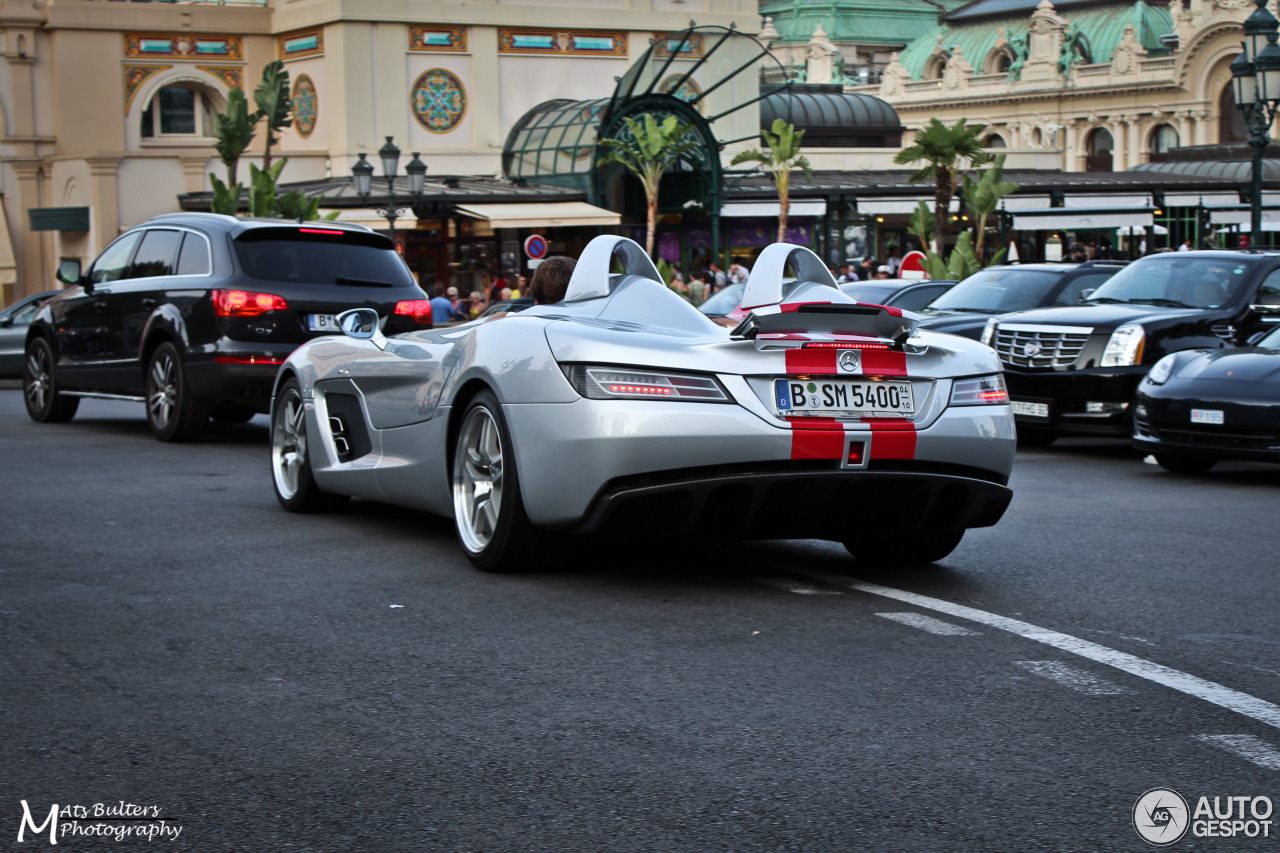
[
  {"x1": 1154, "y1": 453, "x2": 1217, "y2": 475},
  {"x1": 271, "y1": 379, "x2": 349, "y2": 512},
  {"x1": 844, "y1": 529, "x2": 965, "y2": 565},
  {"x1": 145, "y1": 342, "x2": 207, "y2": 442},
  {"x1": 23, "y1": 337, "x2": 79, "y2": 423},
  {"x1": 451, "y1": 390, "x2": 548, "y2": 572}
]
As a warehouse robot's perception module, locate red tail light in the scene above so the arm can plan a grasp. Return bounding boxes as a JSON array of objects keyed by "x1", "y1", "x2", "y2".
[
  {"x1": 395, "y1": 299, "x2": 433, "y2": 324},
  {"x1": 213, "y1": 289, "x2": 288, "y2": 318},
  {"x1": 803, "y1": 341, "x2": 891, "y2": 350},
  {"x1": 298, "y1": 228, "x2": 344, "y2": 235}
]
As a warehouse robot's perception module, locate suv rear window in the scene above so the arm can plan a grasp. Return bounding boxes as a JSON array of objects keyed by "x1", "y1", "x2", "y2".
[
  {"x1": 1086, "y1": 256, "x2": 1250, "y2": 309},
  {"x1": 929, "y1": 269, "x2": 1061, "y2": 313},
  {"x1": 233, "y1": 228, "x2": 416, "y2": 287}
]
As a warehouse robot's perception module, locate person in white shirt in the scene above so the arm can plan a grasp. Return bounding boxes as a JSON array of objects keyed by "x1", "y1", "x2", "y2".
[
  {"x1": 1178, "y1": 239, "x2": 1192, "y2": 252},
  {"x1": 728, "y1": 263, "x2": 750, "y2": 284}
]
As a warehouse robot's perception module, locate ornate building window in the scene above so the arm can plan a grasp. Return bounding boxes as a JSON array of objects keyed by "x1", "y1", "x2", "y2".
[
  {"x1": 984, "y1": 48, "x2": 1014, "y2": 74},
  {"x1": 140, "y1": 84, "x2": 216, "y2": 138},
  {"x1": 1150, "y1": 124, "x2": 1179, "y2": 155},
  {"x1": 1086, "y1": 127, "x2": 1113, "y2": 172},
  {"x1": 986, "y1": 133, "x2": 1007, "y2": 148},
  {"x1": 924, "y1": 53, "x2": 949, "y2": 81},
  {"x1": 1218, "y1": 86, "x2": 1248, "y2": 144}
]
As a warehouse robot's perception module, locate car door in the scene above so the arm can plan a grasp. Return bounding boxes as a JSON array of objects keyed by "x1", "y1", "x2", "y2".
[
  {"x1": 349, "y1": 336, "x2": 462, "y2": 429},
  {"x1": 52, "y1": 230, "x2": 143, "y2": 391},
  {"x1": 101, "y1": 228, "x2": 182, "y2": 394}
]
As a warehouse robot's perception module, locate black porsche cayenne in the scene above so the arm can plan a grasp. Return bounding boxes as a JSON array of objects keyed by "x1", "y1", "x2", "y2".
[{"x1": 22, "y1": 213, "x2": 431, "y2": 441}]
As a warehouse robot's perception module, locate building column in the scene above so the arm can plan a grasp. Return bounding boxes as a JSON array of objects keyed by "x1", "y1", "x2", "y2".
[
  {"x1": 1062, "y1": 122, "x2": 1078, "y2": 172},
  {"x1": 86, "y1": 158, "x2": 121, "y2": 256},
  {"x1": 180, "y1": 157, "x2": 209, "y2": 195},
  {"x1": 1127, "y1": 114, "x2": 1144, "y2": 168},
  {"x1": 12, "y1": 160, "x2": 47, "y2": 300}
]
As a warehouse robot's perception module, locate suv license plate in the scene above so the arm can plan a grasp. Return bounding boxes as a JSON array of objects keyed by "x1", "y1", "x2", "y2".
[
  {"x1": 1011, "y1": 400, "x2": 1050, "y2": 419},
  {"x1": 1191, "y1": 408, "x2": 1224, "y2": 425},
  {"x1": 774, "y1": 378, "x2": 914, "y2": 417},
  {"x1": 307, "y1": 313, "x2": 340, "y2": 332}
]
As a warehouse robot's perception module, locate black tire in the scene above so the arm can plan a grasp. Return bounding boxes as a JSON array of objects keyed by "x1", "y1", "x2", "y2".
[
  {"x1": 270, "y1": 379, "x2": 350, "y2": 512},
  {"x1": 145, "y1": 342, "x2": 207, "y2": 442},
  {"x1": 1154, "y1": 453, "x2": 1217, "y2": 475},
  {"x1": 451, "y1": 389, "x2": 550, "y2": 572},
  {"x1": 210, "y1": 403, "x2": 257, "y2": 424},
  {"x1": 23, "y1": 337, "x2": 79, "y2": 423},
  {"x1": 1017, "y1": 429, "x2": 1056, "y2": 448},
  {"x1": 844, "y1": 529, "x2": 965, "y2": 565}
]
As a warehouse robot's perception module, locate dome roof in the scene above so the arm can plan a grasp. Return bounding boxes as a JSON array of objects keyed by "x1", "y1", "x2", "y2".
[{"x1": 761, "y1": 88, "x2": 902, "y2": 131}]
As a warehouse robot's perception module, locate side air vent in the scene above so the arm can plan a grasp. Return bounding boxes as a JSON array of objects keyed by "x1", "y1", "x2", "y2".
[{"x1": 323, "y1": 393, "x2": 373, "y2": 462}]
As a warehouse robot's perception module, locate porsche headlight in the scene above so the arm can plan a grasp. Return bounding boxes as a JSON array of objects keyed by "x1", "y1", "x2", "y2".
[
  {"x1": 562, "y1": 365, "x2": 729, "y2": 402},
  {"x1": 980, "y1": 318, "x2": 997, "y2": 347},
  {"x1": 1146, "y1": 353, "x2": 1178, "y2": 385},
  {"x1": 950, "y1": 374, "x2": 1009, "y2": 406},
  {"x1": 1100, "y1": 324, "x2": 1145, "y2": 367}
]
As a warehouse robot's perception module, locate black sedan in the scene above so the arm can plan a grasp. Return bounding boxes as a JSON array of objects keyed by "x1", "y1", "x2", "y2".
[{"x1": 1133, "y1": 323, "x2": 1280, "y2": 473}]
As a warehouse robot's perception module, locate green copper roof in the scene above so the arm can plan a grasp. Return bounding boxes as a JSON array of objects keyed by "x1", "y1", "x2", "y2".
[
  {"x1": 898, "y1": 0, "x2": 1172, "y2": 79},
  {"x1": 760, "y1": 0, "x2": 962, "y2": 46}
]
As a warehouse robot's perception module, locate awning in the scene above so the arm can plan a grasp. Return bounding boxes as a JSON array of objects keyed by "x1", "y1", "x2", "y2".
[
  {"x1": 0, "y1": 200, "x2": 17, "y2": 285},
  {"x1": 331, "y1": 208, "x2": 390, "y2": 226},
  {"x1": 856, "y1": 197, "x2": 959, "y2": 215},
  {"x1": 1012, "y1": 211, "x2": 1153, "y2": 230},
  {"x1": 721, "y1": 201, "x2": 827, "y2": 217},
  {"x1": 1209, "y1": 209, "x2": 1280, "y2": 225},
  {"x1": 1165, "y1": 192, "x2": 1240, "y2": 207},
  {"x1": 1063, "y1": 194, "x2": 1153, "y2": 209},
  {"x1": 455, "y1": 202, "x2": 619, "y2": 229}
]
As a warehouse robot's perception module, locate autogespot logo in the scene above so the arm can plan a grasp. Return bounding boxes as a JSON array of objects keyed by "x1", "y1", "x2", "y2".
[{"x1": 1134, "y1": 788, "x2": 1190, "y2": 846}]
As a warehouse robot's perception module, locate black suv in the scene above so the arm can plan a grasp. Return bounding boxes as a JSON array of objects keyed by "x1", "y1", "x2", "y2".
[
  {"x1": 917, "y1": 261, "x2": 1125, "y2": 339},
  {"x1": 23, "y1": 213, "x2": 430, "y2": 441},
  {"x1": 985, "y1": 251, "x2": 1280, "y2": 444}
]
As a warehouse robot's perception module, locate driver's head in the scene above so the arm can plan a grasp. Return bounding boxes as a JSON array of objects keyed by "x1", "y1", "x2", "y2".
[{"x1": 530, "y1": 256, "x2": 576, "y2": 305}]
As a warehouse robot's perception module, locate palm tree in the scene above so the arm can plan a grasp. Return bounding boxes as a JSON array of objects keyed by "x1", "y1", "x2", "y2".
[
  {"x1": 597, "y1": 114, "x2": 698, "y2": 258},
  {"x1": 254, "y1": 60, "x2": 293, "y2": 173},
  {"x1": 894, "y1": 118, "x2": 992, "y2": 251},
  {"x1": 212, "y1": 87, "x2": 256, "y2": 188},
  {"x1": 961, "y1": 153, "x2": 1019, "y2": 263},
  {"x1": 731, "y1": 119, "x2": 813, "y2": 243}
]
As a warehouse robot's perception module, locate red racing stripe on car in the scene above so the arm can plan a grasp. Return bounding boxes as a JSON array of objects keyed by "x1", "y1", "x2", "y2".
[
  {"x1": 861, "y1": 349, "x2": 908, "y2": 377},
  {"x1": 854, "y1": 302, "x2": 904, "y2": 318},
  {"x1": 779, "y1": 301, "x2": 832, "y2": 313},
  {"x1": 865, "y1": 418, "x2": 917, "y2": 460},
  {"x1": 787, "y1": 416, "x2": 845, "y2": 460},
  {"x1": 784, "y1": 348, "x2": 839, "y2": 374}
]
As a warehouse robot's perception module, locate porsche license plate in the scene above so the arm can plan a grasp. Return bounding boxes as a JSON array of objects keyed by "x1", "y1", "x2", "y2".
[
  {"x1": 774, "y1": 378, "x2": 914, "y2": 416},
  {"x1": 1191, "y1": 408, "x2": 1224, "y2": 425},
  {"x1": 307, "y1": 313, "x2": 340, "y2": 332}
]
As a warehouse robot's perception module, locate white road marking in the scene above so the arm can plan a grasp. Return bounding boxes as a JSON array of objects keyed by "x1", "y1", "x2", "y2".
[
  {"x1": 753, "y1": 577, "x2": 842, "y2": 595},
  {"x1": 1195, "y1": 734, "x2": 1280, "y2": 772},
  {"x1": 1014, "y1": 660, "x2": 1131, "y2": 695},
  {"x1": 876, "y1": 612, "x2": 979, "y2": 636},
  {"x1": 787, "y1": 567, "x2": 1280, "y2": 731}
]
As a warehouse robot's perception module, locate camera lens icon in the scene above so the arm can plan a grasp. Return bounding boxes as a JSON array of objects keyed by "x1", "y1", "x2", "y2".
[{"x1": 1133, "y1": 788, "x2": 1190, "y2": 845}]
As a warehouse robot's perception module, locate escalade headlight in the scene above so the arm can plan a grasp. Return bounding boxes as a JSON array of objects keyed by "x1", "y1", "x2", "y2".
[
  {"x1": 1100, "y1": 324, "x2": 1145, "y2": 367},
  {"x1": 980, "y1": 318, "x2": 997, "y2": 347},
  {"x1": 950, "y1": 374, "x2": 1009, "y2": 406},
  {"x1": 1146, "y1": 353, "x2": 1178, "y2": 385}
]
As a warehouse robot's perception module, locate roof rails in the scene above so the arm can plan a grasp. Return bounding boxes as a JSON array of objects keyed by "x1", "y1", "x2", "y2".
[{"x1": 148, "y1": 212, "x2": 240, "y2": 224}]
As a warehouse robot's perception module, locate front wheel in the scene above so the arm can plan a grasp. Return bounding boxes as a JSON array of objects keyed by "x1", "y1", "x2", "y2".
[
  {"x1": 145, "y1": 342, "x2": 207, "y2": 442},
  {"x1": 451, "y1": 390, "x2": 548, "y2": 572},
  {"x1": 271, "y1": 379, "x2": 349, "y2": 512},
  {"x1": 23, "y1": 337, "x2": 79, "y2": 423},
  {"x1": 844, "y1": 529, "x2": 965, "y2": 565},
  {"x1": 1154, "y1": 453, "x2": 1216, "y2": 475}
]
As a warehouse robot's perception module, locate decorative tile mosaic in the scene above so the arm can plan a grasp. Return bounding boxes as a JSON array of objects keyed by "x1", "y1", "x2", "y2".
[
  {"x1": 498, "y1": 28, "x2": 626, "y2": 56},
  {"x1": 654, "y1": 32, "x2": 705, "y2": 58},
  {"x1": 197, "y1": 65, "x2": 243, "y2": 89},
  {"x1": 409, "y1": 26, "x2": 467, "y2": 52},
  {"x1": 411, "y1": 68, "x2": 466, "y2": 133},
  {"x1": 658, "y1": 73, "x2": 703, "y2": 111},
  {"x1": 124, "y1": 64, "x2": 172, "y2": 111},
  {"x1": 124, "y1": 33, "x2": 242, "y2": 61},
  {"x1": 292, "y1": 74, "x2": 318, "y2": 138},
  {"x1": 278, "y1": 29, "x2": 324, "y2": 60}
]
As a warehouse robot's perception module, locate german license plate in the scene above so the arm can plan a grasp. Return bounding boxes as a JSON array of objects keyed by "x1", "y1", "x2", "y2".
[
  {"x1": 1011, "y1": 400, "x2": 1050, "y2": 419},
  {"x1": 307, "y1": 313, "x2": 340, "y2": 332},
  {"x1": 774, "y1": 378, "x2": 913, "y2": 417},
  {"x1": 1191, "y1": 408, "x2": 1224, "y2": 425}
]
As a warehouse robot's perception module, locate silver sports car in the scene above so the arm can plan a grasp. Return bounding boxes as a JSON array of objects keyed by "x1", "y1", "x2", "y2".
[{"x1": 270, "y1": 236, "x2": 1016, "y2": 571}]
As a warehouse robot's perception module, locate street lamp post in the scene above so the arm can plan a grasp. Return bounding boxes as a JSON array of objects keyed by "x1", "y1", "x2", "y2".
[
  {"x1": 1233, "y1": 0, "x2": 1280, "y2": 246},
  {"x1": 352, "y1": 136, "x2": 428, "y2": 246}
]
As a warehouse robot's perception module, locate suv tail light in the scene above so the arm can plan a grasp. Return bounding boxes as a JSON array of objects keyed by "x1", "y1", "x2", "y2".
[
  {"x1": 395, "y1": 300, "x2": 433, "y2": 325},
  {"x1": 213, "y1": 289, "x2": 288, "y2": 318}
]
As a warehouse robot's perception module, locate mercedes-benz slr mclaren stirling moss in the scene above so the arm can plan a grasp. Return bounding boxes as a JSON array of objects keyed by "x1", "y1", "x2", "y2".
[{"x1": 269, "y1": 236, "x2": 1016, "y2": 572}]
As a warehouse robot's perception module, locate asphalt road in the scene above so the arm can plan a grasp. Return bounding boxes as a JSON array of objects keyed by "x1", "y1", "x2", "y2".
[{"x1": 3, "y1": 390, "x2": 1279, "y2": 852}]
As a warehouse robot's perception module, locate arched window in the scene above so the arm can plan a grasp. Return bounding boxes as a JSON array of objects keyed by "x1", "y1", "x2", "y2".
[
  {"x1": 1150, "y1": 124, "x2": 1179, "y2": 155},
  {"x1": 1086, "y1": 127, "x2": 1113, "y2": 172},
  {"x1": 140, "y1": 85, "x2": 217, "y2": 139},
  {"x1": 984, "y1": 47, "x2": 1014, "y2": 74},
  {"x1": 924, "y1": 53, "x2": 949, "y2": 81},
  {"x1": 1219, "y1": 84, "x2": 1248, "y2": 144},
  {"x1": 986, "y1": 133, "x2": 1007, "y2": 148}
]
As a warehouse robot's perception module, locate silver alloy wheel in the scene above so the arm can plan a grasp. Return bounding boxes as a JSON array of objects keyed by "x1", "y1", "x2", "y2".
[
  {"x1": 148, "y1": 351, "x2": 177, "y2": 430},
  {"x1": 452, "y1": 405, "x2": 504, "y2": 554},
  {"x1": 272, "y1": 388, "x2": 307, "y2": 501},
  {"x1": 25, "y1": 345, "x2": 50, "y2": 412}
]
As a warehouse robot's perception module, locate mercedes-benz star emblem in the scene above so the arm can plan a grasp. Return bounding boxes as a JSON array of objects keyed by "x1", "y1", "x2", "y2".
[{"x1": 838, "y1": 349, "x2": 860, "y2": 373}]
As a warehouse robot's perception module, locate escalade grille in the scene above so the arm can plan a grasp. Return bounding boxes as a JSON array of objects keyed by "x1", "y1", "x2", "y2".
[{"x1": 993, "y1": 324, "x2": 1093, "y2": 369}]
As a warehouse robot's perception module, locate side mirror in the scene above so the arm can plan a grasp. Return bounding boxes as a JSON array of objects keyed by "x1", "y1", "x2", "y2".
[
  {"x1": 1248, "y1": 303, "x2": 1280, "y2": 316},
  {"x1": 56, "y1": 259, "x2": 83, "y2": 286},
  {"x1": 1078, "y1": 289, "x2": 1096, "y2": 302},
  {"x1": 0, "y1": 316, "x2": 12, "y2": 328},
  {"x1": 1248, "y1": 331, "x2": 1268, "y2": 345},
  {"x1": 337, "y1": 307, "x2": 387, "y2": 350}
]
